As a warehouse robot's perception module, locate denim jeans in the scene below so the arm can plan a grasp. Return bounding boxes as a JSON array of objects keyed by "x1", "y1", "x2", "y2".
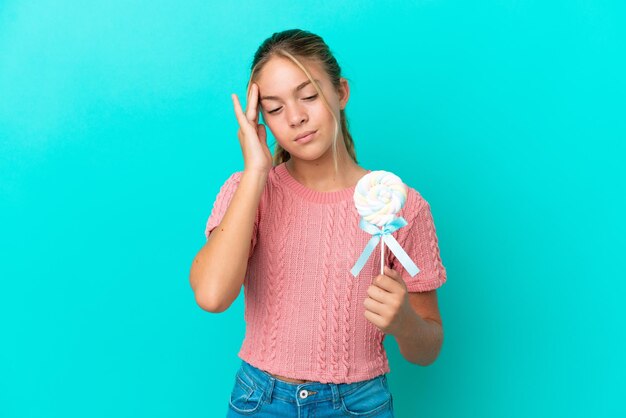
[{"x1": 226, "y1": 360, "x2": 394, "y2": 417}]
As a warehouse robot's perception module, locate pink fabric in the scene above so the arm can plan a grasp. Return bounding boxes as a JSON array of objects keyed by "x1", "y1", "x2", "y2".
[{"x1": 205, "y1": 162, "x2": 447, "y2": 383}]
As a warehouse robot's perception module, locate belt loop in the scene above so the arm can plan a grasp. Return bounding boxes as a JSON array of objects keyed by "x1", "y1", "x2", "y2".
[
  {"x1": 263, "y1": 375, "x2": 275, "y2": 404},
  {"x1": 330, "y1": 383, "x2": 341, "y2": 410}
]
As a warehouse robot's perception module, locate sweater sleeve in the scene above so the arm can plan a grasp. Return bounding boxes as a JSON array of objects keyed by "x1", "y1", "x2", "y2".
[
  {"x1": 204, "y1": 171, "x2": 259, "y2": 258},
  {"x1": 390, "y1": 198, "x2": 447, "y2": 292}
]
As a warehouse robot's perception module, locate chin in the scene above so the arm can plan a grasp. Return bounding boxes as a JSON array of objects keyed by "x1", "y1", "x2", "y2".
[{"x1": 290, "y1": 147, "x2": 334, "y2": 163}]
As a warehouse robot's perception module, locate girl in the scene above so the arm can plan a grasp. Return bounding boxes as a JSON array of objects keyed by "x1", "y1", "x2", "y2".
[{"x1": 190, "y1": 29, "x2": 447, "y2": 417}]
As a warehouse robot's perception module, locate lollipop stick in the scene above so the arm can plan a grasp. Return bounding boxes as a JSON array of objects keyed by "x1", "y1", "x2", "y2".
[{"x1": 380, "y1": 238, "x2": 385, "y2": 275}]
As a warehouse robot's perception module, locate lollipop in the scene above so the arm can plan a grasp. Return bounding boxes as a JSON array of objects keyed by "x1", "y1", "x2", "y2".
[{"x1": 350, "y1": 171, "x2": 420, "y2": 278}]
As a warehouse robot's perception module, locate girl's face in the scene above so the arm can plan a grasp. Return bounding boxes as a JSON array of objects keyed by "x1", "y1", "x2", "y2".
[{"x1": 255, "y1": 56, "x2": 349, "y2": 162}]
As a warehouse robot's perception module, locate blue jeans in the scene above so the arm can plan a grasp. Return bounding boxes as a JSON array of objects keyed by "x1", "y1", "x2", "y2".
[{"x1": 226, "y1": 360, "x2": 394, "y2": 417}]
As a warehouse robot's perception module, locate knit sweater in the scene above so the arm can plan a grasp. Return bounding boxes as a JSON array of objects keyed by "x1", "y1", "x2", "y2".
[{"x1": 204, "y1": 162, "x2": 447, "y2": 384}]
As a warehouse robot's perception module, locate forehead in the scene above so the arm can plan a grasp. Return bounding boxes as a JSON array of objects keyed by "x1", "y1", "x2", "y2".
[{"x1": 255, "y1": 56, "x2": 325, "y2": 97}]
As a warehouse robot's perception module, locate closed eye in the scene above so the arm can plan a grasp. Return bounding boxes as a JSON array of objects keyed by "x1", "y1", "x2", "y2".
[{"x1": 268, "y1": 94, "x2": 318, "y2": 114}]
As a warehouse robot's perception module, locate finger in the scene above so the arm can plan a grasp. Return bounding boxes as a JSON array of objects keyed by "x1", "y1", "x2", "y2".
[
  {"x1": 376, "y1": 271, "x2": 404, "y2": 293},
  {"x1": 363, "y1": 309, "x2": 384, "y2": 329},
  {"x1": 245, "y1": 83, "x2": 259, "y2": 123},
  {"x1": 257, "y1": 123, "x2": 267, "y2": 144},
  {"x1": 367, "y1": 283, "x2": 390, "y2": 303},
  {"x1": 384, "y1": 266, "x2": 402, "y2": 282},
  {"x1": 232, "y1": 93, "x2": 254, "y2": 135},
  {"x1": 363, "y1": 297, "x2": 386, "y2": 316},
  {"x1": 374, "y1": 278, "x2": 395, "y2": 294},
  {"x1": 383, "y1": 266, "x2": 407, "y2": 293}
]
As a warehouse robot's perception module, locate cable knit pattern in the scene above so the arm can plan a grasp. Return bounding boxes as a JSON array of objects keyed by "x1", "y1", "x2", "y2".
[
  {"x1": 329, "y1": 204, "x2": 342, "y2": 376},
  {"x1": 204, "y1": 162, "x2": 447, "y2": 384},
  {"x1": 340, "y1": 200, "x2": 353, "y2": 378},
  {"x1": 316, "y1": 206, "x2": 333, "y2": 374},
  {"x1": 265, "y1": 184, "x2": 289, "y2": 362}
]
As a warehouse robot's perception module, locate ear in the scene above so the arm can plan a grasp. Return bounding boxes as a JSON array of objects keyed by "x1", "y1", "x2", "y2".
[{"x1": 338, "y1": 77, "x2": 350, "y2": 110}]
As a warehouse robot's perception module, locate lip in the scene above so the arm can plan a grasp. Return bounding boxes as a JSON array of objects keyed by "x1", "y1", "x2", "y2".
[{"x1": 294, "y1": 130, "x2": 317, "y2": 143}]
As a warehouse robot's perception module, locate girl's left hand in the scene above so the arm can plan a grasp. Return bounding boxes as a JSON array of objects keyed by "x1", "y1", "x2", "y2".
[{"x1": 363, "y1": 266, "x2": 413, "y2": 336}]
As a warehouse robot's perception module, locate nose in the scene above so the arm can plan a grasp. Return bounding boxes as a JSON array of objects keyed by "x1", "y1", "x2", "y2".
[{"x1": 288, "y1": 104, "x2": 308, "y2": 127}]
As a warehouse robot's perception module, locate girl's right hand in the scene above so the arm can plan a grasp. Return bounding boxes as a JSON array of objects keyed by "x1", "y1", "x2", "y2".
[{"x1": 231, "y1": 83, "x2": 273, "y2": 175}]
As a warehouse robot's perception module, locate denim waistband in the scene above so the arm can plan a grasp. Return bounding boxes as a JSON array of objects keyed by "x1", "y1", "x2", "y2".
[{"x1": 238, "y1": 360, "x2": 386, "y2": 406}]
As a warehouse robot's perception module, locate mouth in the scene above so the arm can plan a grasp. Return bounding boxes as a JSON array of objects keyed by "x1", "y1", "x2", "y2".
[{"x1": 294, "y1": 130, "x2": 317, "y2": 143}]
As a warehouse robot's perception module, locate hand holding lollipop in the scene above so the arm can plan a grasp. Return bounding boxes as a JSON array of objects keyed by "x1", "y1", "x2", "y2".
[{"x1": 350, "y1": 171, "x2": 420, "y2": 278}]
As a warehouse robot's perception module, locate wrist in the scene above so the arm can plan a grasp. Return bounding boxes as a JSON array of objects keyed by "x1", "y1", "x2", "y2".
[{"x1": 242, "y1": 168, "x2": 269, "y2": 180}]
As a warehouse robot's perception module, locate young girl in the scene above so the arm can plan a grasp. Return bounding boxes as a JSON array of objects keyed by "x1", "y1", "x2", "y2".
[{"x1": 190, "y1": 29, "x2": 447, "y2": 417}]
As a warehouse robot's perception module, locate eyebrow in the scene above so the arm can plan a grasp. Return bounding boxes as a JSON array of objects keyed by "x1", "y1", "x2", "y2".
[{"x1": 259, "y1": 79, "x2": 320, "y2": 102}]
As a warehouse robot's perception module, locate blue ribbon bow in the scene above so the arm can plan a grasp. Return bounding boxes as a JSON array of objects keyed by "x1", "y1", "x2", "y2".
[{"x1": 350, "y1": 217, "x2": 420, "y2": 277}]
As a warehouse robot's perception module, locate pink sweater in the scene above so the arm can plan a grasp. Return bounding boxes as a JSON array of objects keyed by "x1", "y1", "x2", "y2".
[{"x1": 205, "y1": 162, "x2": 447, "y2": 384}]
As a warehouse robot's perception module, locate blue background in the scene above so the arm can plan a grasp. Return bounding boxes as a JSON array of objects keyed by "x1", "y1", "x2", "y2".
[{"x1": 1, "y1": 1, "x2": 624, "y2": 417}]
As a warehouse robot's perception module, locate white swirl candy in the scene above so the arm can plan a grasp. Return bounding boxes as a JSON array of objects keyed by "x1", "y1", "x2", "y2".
[{"x1": 353, "y1": 170, "x2": 407, "y2": 227}]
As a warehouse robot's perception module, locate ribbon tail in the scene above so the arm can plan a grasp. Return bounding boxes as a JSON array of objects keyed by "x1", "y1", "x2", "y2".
[
  {"x1": 382, "y1": 235, "x2": 420, "y2": 277},
  {"x1": 350, "y1": 235, "x2": 381, "y2": 277}
]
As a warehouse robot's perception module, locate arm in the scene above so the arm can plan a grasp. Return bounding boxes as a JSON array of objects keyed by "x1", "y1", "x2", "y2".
[
  {"x1": 394, "y1": 290, "x2": 444, "y2": 366},
  {"x1": 189, "y1": 170, "x2": 267, "y2": 313},
  {"x1": 388, "y1": 197, "x2": 446, "y2": 365}
]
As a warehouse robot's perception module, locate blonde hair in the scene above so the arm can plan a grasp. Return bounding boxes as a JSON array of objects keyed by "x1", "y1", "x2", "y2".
[{"x1": 245, "y1": 29, "x2": 357, "y2": 174}]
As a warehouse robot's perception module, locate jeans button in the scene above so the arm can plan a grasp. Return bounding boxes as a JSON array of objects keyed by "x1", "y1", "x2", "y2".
[{"x1": 299, "y1": 389, "x2": 309, "y2": 399}]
